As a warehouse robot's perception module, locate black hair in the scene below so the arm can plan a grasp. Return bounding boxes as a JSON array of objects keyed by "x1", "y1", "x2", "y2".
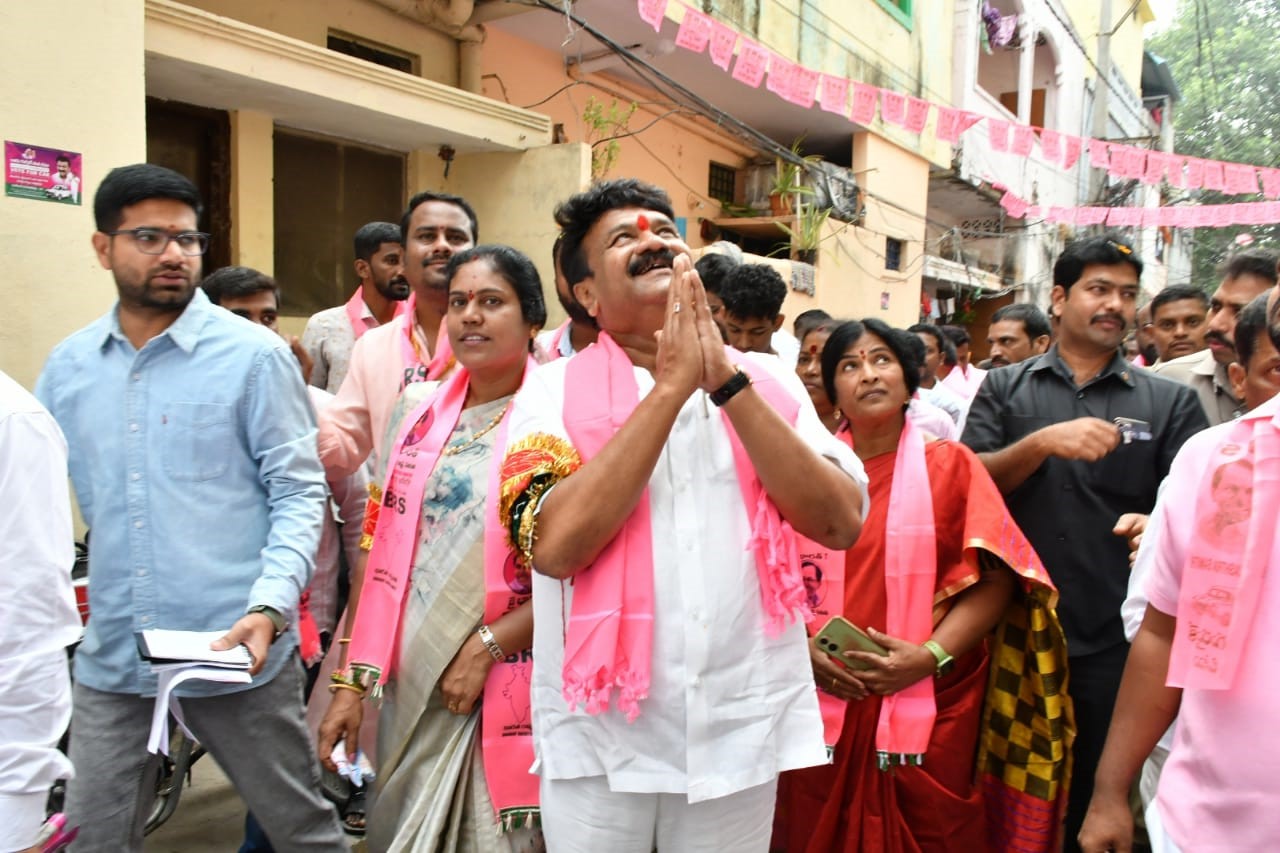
[
  {"x1": 399, "y1": 191, "x2": 479, "y2": 245},
  {"x1": 1149, "y1": 284, "x2": 1209, "y2": 321},
  {"x1": 940, "y1": 324, "x2": 971, "y2": 347},
  {"x1": 93, "y1": 163, "x2": 202, "y2": 233},
  {"x1": 1053, "y1": 234, "x2": 1143, "y2": 292},
  {"x1": 1233, "y1": 291, "x2": 1273, "y2": 370},
  {"x1": 793, "y1": 308, "x2": 833, "y2": 340},
  {"x1": 721, "y1": 264, "x2": 787, "y2": 321},
  {"x1": 799, "y1": 317, "x2": 841, "y2": 347},
  {"x1": 1220, "y1": 248, "x2": 1279, "y2": 285},
  {"x1": 553, "y1": 179, "x2": 675, "y2": 286},
  {"x1": 694, "y1": 252, "x2": 740, "y2": 296},
  {"x1": 354, "y1": 221, "x2": 402, "y2": 262},
  {"x1": 820, "y1": 318, "x2": 922, "y2": 405},
  {"x1": 552, "y1": 232, "x2": 596, "y2": 328},
  {"x1": 445, "y1": 245, "x2": 547, "y2": 331},
  {"x1": 990, "y1": 303, "x2": 1052, "y2": 340},
  {"x1": 201, "y1": 266, "x2": 279, "y2": 306},
  {"x1": 56, "y1": 154, "x2": 71, "y2": 164},
  {"x1": 908, "y1": 322, "x2": 957, "y2": 367}
]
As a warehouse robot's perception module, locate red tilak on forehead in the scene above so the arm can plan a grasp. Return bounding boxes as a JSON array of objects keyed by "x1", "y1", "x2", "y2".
[
  {"x1": 466, "y1": 290, "x2": 476, "y2": 302},
  {"x1": 808, "y1": 344, "x2": 820, "y2": 354},
  {"x1": 636, "y1": 213, "x2": 650, "y2": 231}
]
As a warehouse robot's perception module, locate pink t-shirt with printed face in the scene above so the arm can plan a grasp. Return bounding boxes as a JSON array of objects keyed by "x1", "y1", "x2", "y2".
[{"x1": 1144, "y1": 395, "x2": 1280, "y2": 850}]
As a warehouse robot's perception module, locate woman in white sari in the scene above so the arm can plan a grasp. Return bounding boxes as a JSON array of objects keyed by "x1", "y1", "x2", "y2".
[{"x1": 320, "y1": 245, "x2": 547, "y2": 852}]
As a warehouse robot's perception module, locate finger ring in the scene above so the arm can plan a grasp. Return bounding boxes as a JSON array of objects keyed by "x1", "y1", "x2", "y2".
[
  {"x1": 672, "y1": 302, "x2": 682, "y2": 313},
  {"x1": 831, "y1": 676, "x2": 837, "y2": 691}
]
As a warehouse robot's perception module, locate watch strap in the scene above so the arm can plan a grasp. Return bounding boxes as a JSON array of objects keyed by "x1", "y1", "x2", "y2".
[
  {"x1": 247, "y1": 605, "x2": 286, "y2": 639},
  {"x1": 922, "y1": 639, "x2": 954, "y2": 676},
  {"x1": 709, "y1": 370, "x2": 751, "y2": 407}
]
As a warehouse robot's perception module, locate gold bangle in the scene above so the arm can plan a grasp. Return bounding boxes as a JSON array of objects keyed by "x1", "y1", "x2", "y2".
[
  {"x1": 328, "y1": 682, "x2": 365, "y2": 697},
  {"x1": 337, "y1": 638, "x2": 351, "y2": 645}
]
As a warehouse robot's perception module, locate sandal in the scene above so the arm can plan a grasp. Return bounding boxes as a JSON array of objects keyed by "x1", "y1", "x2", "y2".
[{"x1": 343, "y1": 787, "x2": 368, "y2": 837}]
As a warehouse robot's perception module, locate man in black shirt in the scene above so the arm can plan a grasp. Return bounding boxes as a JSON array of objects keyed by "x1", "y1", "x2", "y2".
[{"x1": 961, "y1": 235, "x2": 1206, "y2": 852}]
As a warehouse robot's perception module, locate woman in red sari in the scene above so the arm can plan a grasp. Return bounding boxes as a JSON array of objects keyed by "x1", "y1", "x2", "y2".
[{"x1": 774, "y1": 319, "x2": 1072, "y2": 853}]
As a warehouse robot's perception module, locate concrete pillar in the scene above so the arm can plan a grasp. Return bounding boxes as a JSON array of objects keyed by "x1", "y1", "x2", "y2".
[{"x1": 229, "y1": 110, "x2": 274, "y2": 274}]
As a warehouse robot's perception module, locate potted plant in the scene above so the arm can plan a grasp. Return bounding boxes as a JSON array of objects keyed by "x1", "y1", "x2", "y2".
[
  {"x1": 770, "y1": 139, "x2": 818, "y2": 216},
  {"x1": 778, "y1": 201, "x2": 831, "y2": 265}
]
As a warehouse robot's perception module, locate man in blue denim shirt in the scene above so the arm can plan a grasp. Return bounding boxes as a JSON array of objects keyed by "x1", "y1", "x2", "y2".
[{"x1": 36, "y1": 164, "x2": 346, "y2": 851}]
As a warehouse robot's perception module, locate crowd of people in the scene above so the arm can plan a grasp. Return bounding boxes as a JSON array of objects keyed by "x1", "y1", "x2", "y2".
[{"x1": 5, "y1": 161, "x2": 1279, "y2": 853}]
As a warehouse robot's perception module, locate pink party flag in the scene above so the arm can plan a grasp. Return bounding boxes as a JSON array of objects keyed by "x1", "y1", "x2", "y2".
[
  {"x1": 851, "y1": 83, "x2": 879, "y2": 125},
  {"x1": 1166, "y1": 156, "x2": 1186, "y2": 188},
  {"x1": 1259, "y1": 168, "x2": 1280, "y2": 199},
  {"x1": 731, "y1": 39, "x2": 769, "y2": 88},
  {"x1": 934, "y1": 107, "x2": 968, "y2": 143},
  {"x1": 904, "y1": 97, "x2": 930, "y2": 134},
  {"x1": 819, "y1": 74, "x2": 849, "y2": 114},
  {"x1": 788, "y1": 67, "x2": 820, "y2": 108},
  {"x1": 1000, "y1": 191, "x2": 1028, "y2": 218},
  {"x1": 1213, "y1": 205, "x2": 1232, "y2": 227},
  {"x1": 1088, "y1": 138, "x2": 1110, "y2": 169},
  {"x1": 1184, "y1": 158, "x2": 1205, "y2": 189},
  {"x1": 766, "y1": 54, "x2": 796, "y2": 98},
  {"x1": 1143, "y1": 207, "x2": 1161, "y2": 227},
  {"x1": 637, "y1": 0, "x2": 668, "y2": 32},
  {"x1": 1106, "y1": 208, "x2": 1125, "y2": 226},
  {"x1": 1224, "y1": 163, "x2": 1259, "y2": 195},
  {"x1": 1201, "y1": 160, "x2": 1226, "y2": 191},
  {"x1": 1083, "y1": 207, "x2": 1109, "y2": 225},
  {"x1": 1195, "y1": 206, "x2": 1214, "y2": 227},
  {"x1": 1143, "y1": 152, "x2": 1166, "y2": 185},
  {"x1": 708, "y1": 20, "x2": 738, "y2": 70},
  {"x1": 1107, "y1": 144, "x2": 1128, "y2": 179},
  {"x1": 1265, "y1": 201, "x2": 1280, "y2": 221},
  {"x1": 1010, "y1": 125, "x2": 1036, "y2": 156},
  {"x1": 880, "y1": 90, "x2": 907, "y2": 126},
  {"x1": 1040, "y1": 129, "x2": 1062, "y2": 162},
  {"x1": 675, "y1": 8, "x2": 713, "y2": 53},
  {"x1": 988, "y1": 118, "x2": 1011, "y2": 152},
  {"x1": 1126, "y1": 148, "x2": 1147, "y2": 180},
  {"x1": 1062, "y1": 135, "x2": 1084, "y2": 169}
]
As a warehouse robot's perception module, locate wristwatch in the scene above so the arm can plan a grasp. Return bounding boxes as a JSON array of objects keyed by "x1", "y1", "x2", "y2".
[
  {"x1": 709, "y1": 369, "x2": 752, "y2": 407},
  {"x1": 247, "y1": 605, "x2": 287, "y2": 641},
  {"x1": 922, "y1": 639, "x2": 955, "y2": 677}
]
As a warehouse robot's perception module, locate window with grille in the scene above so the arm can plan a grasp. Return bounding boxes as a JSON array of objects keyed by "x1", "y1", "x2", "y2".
[
  {"x1": 708, "y1": 162, "x2": 736, "y2": 204},
  {"x1": 874, "y1": 0, "x2": 912, "y2": 30},
  {"x1": 885, "y1": 237, "x2": 904, "y2": 271}
]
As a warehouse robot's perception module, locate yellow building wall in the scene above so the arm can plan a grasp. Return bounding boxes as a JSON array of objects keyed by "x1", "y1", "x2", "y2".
[
  {"x1": 751, "y1": 0, "x2": 954, "y2": 169},
  {"x1": 183, "y1": 0, "x2": 457, "y2": 85},
  {"x1": 1, "y1": 4, "x2": 148, "y2": 389},
  {"x1": 1063, "y1": 0, "x2": 1155, "y2": 96},
  {"x1": 804, "y1": 131, "x2": 926, "y2": 327},
  {"x1": 478, "y1": 26, "x2": 755, "y2": 247}
]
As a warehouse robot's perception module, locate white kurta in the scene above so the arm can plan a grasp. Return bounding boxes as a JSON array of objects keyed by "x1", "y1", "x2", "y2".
[{"x1": 505, "y1": 351, "x2": 867, "y2": 804}]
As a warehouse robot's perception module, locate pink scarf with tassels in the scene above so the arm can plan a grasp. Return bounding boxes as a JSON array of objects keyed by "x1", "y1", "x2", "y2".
[
  {"x1": 560, "y1": 333, "x2": 805, "y2": 721},
  {"x1": 823, "y1": 417, "x2": 938, "y2": 766}
]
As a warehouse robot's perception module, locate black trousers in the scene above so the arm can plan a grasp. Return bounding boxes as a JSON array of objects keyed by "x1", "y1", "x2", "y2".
[{"x1": 1063, "y1": 642, "x2": 1131, "y2": 853}]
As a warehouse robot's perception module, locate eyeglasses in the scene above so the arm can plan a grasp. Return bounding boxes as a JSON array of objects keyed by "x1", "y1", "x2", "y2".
[{"x1": 105, "y1": 228, "x2": 210, "y2": 256}]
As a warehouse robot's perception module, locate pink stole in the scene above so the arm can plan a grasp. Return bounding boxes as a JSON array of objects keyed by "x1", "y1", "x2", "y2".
[
  {"x1": 825, "y1": 419, "x2": 939, "y2": 766},
  {"x1": 560, "y1": 334, "x2": 804, "y2": 721},
  {"x1": 1168, "y1": 402, "x2": 1280, "y2": 690},
  {"x1": 348, "y1": 357, "x2": 539, "y2": 825},
  {"x1": 343, "y1": 286, "x2": 408, "y2": 341},
  {"x1": 398, "y1": 295, "x2": 455, "y2": 389}
]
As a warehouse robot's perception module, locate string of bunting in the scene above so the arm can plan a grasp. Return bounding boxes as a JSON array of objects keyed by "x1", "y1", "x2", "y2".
[{"x1": 635, "y1": 0, "x2": 1280, "y2": 216}]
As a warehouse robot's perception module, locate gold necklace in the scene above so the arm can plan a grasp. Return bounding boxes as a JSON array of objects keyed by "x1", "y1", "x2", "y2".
[{"x1": 442, "y1": 401, "x2": 512, "y2": 456}]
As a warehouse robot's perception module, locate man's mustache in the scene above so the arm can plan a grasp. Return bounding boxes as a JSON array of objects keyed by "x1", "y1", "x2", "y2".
[
  {"x1": 1205, "y1": 329, "x2": 1232, "y2": 348},
  {"x1": 628, "y1": 248, "x2": 676, "y2": 276}
]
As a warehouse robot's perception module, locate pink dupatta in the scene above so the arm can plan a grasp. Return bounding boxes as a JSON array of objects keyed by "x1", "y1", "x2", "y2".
[
  {"x1": 560, "y1": 334, "x2": 805, "y2": 721},
  {"x1": 1169, "y1": 400, "x2": 1280, "y2": 690},
  {"x1": 343, "y1": 286, "x2": 408, "y2": 341},
  {"x1": 823, "y1": 418, "x2": 939, "y2": 766},
  {"x1": 397, "y1": 294, "x2": 455, "y2": 389},
  {"x1": 348, "y1": 357, "x2": 539, "y2": 827}
]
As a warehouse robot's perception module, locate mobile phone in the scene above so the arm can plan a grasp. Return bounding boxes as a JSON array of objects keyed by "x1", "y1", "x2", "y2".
[
  {"x1": 1114, "y1": 417, "x2": 1153, "y2": 444},
  {"x1": 814, "y1": 616, "x2": 889, "y2": 671}
]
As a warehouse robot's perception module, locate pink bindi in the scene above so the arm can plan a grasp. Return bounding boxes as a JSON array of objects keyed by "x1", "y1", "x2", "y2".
[{"x1": 636, "y1": 213, "x2": 650, "y2": 232}]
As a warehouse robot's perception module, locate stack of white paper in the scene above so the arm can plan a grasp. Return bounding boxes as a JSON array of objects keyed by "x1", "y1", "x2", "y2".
[{"x1": 136, "y1": 630, "x2": 253, "y2": 755}]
